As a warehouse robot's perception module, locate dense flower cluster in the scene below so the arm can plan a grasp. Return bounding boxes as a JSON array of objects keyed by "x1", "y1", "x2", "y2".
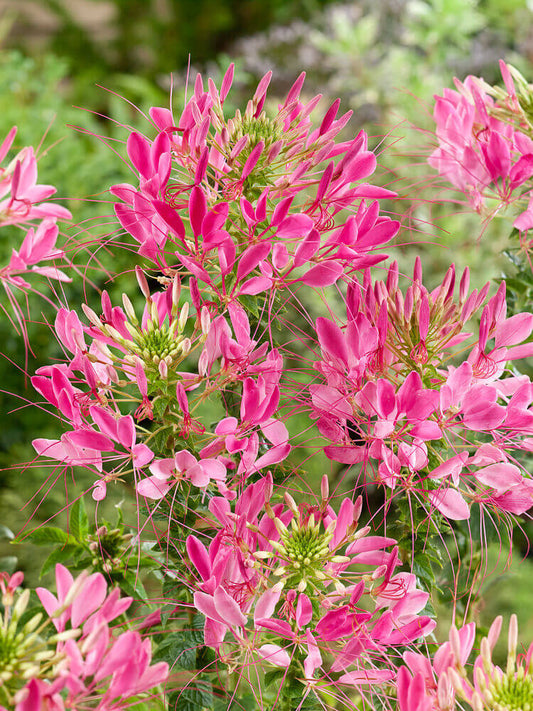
[
  {"x1": 430, "y1": 60, "x2": 533, "y2": 234},
  {"x1": 397, "y1": 614, "x2": 533, "y2": 711},
  {"x1": 0, "y1": 568, "x2": 167, "y2": 711},
  {"x1": 186, "y1": 474, "x2": 434, "y2": 690},
  {"x1": 111, "y1": 65, "x2": 399, "y2": 292},
  {"x1": 308, "y1": 258, "x2": 533, "y2": 520}
]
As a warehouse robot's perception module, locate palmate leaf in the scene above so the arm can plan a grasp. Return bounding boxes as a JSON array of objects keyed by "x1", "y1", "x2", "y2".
[{"x1": 154, "y1": 627, "x2": 204, "y2": 669}]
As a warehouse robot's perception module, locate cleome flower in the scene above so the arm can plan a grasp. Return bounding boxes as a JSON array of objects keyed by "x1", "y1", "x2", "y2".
[
  {"x1": 0, "y1": 566, "x2": 168, "y2": 710},
  {"x1": 185, "y1": 474, "x2": 434, "y2": 698},
  {"x1": 429, "y1": 61, "x2": 533, "y2": 231},
  {"x1": 398, "y1": 613, "x2": 533, "y2": 711},
  {"x1": 111, "y1": 64, "x2": 399, "y2": 292},
  {"x1": 305, "y1": 259, "x2": 533, "y2": 523}
]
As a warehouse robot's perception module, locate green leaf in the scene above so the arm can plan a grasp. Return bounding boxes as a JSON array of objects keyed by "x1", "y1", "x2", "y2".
[
  {"x1": 168, "y1": 681, "x2": 213, "y2": 711},
  {"x1": 154, "y1": 628, "x2": 203, "y2": 669},
  {"x1": 40, "y1": 545, "x2": 80, "y2": 576},
  {"x1": 162, "y1": 575, "x2": 183, "y2": 600},
  {"x1": 213, "y1": 690, "x2": 257, "y2": 711},
  {"x1": 69, "y1": 498, "x2": 89, "y2": 542},
  {"x1": 237, "y1": 293, "x2": 260, "y2": 320},
  {"x1": 413, "y1": 552, "x2": 436, "y2": 590},
  {"x1": 120, "y1": 573, "x2": 149, "y2": 601},
  {"x1": 263, "y1": 668, "x2": 286, "y2": 689},
  {"x1": 26, "y1": 527, "x2": 77, "y2": 546}
]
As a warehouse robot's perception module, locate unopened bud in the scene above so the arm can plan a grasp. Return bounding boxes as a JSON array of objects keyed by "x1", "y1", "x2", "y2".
[
  {"x1": 23, "y1": 613, "x2": 43, "y2": 634},
  {"x1": 13, "y1": 588, "x2": 30, "y2": 619},
  {"x1": 172, "y1": 274, "x2": 181, "y2": 309},
  {"x1": 480, "y1": 638, "x2": 493, "y2": 672},
  {"x1": 122, "y1": 294, "x2": 137, "y2": 323},
  {"x1": 149, "y1": 300, "x2": 159, "y2": 326},
  {"x1": 198, "y1": 349, "x2": 209, "y2": 377},
  {"x1": 320, "y1": 475, "x2": 329, "y2": 503},
  {"x1": 135, "y1": 266, "x2": 151, "y2": 299},
  {"x1": 273, "y1": 518, "x2": 289, "y2": 538},
  {"x1": 180, "y1": 338, "x2": 191, "y2": 355},
  {"x1": 507, "y1": 614, "x2": 518, "y2": 674},
  {"x1": 178, "y1": 302, "x2": 189, "y2": 331},
  {"x1": 353, "y1": 496, "x2": 362, "y2": 523},
  {"x1": 81, "y1": 303, "x2": 102, "y2": 328},
  {"x1": 284, "y1": 493, "x2": 299, "y2": 516},
  {"x1": 200, "y1": 306, "x2": 211, "y2": 335}
]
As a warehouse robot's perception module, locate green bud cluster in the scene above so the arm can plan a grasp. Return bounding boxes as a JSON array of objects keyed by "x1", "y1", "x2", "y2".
[
  {"x1": 88, "y1": 525, "x2": 134, "y2": 574},
  {"x1": 83, "y1": 288, "x2": 191, "y2": 377},
  {"x1": 486, "y1": 669, "x2": 533, "y2": 711},
  {"x1": 0, "y1": 589, "x2": 52, "y2": 689},
  {"x1": 230, "y1": 113, "x2": 283, "y2": 154},
  {"x1": 267, "y1": 507, "x2": 349, "y2": 592},
  {"x1": 126, "y1": 316, "x2": 188, "y2": 368}
]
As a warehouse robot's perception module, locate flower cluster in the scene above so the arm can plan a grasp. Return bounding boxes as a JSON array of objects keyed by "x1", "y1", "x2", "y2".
[
  {"x1": 0, "y1": 127, "x2": 71, "y2": 305},
  {"x1": 430, "y1": 60, "x2": 533, "y2": 233},
  {"x1": 111, "y1": 65, "x2": 399, "y2": 294},
  {"x1": 398, "y1": 614, "x2": 533, "y2": 711},
  {"x1": 31, "y1": 268, "x2": 291, "y2": 500},
  {"x1": 7, "y1": 60, "x2": 533, "y2": 711},
  {"x1": 0, "y1": 567, "x2": 167, "y2": 711},
  {"x1": 185, "y1": 474, "x2": 434, "y2": 693},
  {"x1": 308, "y1": 257, "x2": 533, "y2": 521}
]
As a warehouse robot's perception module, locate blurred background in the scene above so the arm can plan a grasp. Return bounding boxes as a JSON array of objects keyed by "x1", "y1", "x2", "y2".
[{"x1": 0, "y1": 0, "x2": 533, "y2": 639}]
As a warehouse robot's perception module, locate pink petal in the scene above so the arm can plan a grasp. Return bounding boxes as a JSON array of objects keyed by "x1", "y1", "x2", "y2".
[
  {"x1": 257, "y1": 644, "x2": 291, "y2": 667},
  {"x1": 137, "y1": 476, "x2": 172, "y2": 499},
  {"x1": 72, "y1": 573, "x2": 107, "y2": 627},
  {"x1": 428, "y1": 488, "x2": 470, "y2": 520}
]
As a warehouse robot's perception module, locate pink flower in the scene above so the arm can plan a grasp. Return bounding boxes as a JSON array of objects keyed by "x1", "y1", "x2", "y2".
[
  {"x1": 137, "y1": 450, "x2": 226, "y2": 499},
  {"x1": 0, "y1": 128, "x2": 72, "y2": 227},
  {"x1": 29, "y1": 564, "x2": 169, "y2": 708}
]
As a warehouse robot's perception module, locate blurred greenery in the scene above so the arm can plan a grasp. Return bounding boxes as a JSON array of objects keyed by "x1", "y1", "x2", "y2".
[{"x1": 2, "y1": 0, "x2": 342, "y2": 105}]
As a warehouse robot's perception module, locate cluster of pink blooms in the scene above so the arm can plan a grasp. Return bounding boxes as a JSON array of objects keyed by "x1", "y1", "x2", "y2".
[
  {"x1": 111, "y1": 64, "x2": 399, "y2": 290},
  {"x1": 0, "y1": 127, "x2": 72, "y2": 332},
  {"x1": 11, "y1": 60, "x2": 533, "y2": 710},
  {"x1": 397, "y1": 614, "x2": 533, "y2": 711},
  {"x1": 28, "y1": 69, "x2": 400, "y2": 506},
  {"x1": 0, "y1": 567, "x2": 167, "y2": 711},
  {"x1": 31, "y1": 272, "x2": 291, "y2": 500},
  {"x1": 186, "y1": 474, "x2": 434, "y2": 689},
  {"x1": 308, "y1": 257, "x2": 533, "y2": 520},
  {"x1": 430, "y1": 60, "x2": 533, "y2": 233}
]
